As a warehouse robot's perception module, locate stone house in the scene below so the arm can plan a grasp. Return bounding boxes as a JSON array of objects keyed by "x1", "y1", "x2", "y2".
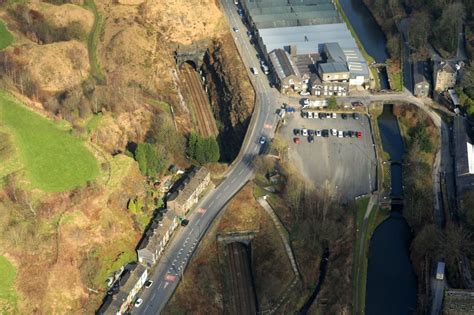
[
  {"x1": 97, "y1": 264, "x2": 148, "y2": 315},
  {"x1": 269, "y1": 49, "x2": 309, "y2": 94},
  {"x1": 166, "y1": 167, "x2": 211, "y2": 216},
  {"x1": 434, "y1": 60, "x2": 457, "y2": 92},
  {"x1": 413, "y1": 61, "x2": 430, "y2": 97},
  {"x1": 137, "y1": 209, "x2": 179, "y2": 268}
]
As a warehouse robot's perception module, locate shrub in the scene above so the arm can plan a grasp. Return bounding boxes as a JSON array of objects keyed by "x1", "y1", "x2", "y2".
[
  {"x1": 186, "y1": 132, "x2": 220, "y2": 164},
  {"x1": 134, "y1": 143, "x2": 168, "y2": 178}
]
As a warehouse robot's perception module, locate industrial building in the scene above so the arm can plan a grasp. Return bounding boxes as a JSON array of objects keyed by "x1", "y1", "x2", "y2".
[{"x1": 241, "y1": 0, "x2": 370, "y2": 95}]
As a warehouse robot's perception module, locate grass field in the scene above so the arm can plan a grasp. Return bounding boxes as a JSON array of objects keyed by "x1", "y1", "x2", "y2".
[
  {"x1": 0, "y1": 20, "x2": 14, "y2": 50},
  {"x1": 83, "y1": 0, "x2": 106, "y2": 84},
  {"x1": 0, "y1": 92, "x2": 99, "y2": 192},
  {"x1": 0, "y1": 255, "x2": 17, "y2": 314}
]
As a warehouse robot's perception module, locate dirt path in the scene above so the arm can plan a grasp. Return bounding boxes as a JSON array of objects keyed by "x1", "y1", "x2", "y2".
[{"x1": 180, "y1": 64, "x2": 218, "y2": 137}]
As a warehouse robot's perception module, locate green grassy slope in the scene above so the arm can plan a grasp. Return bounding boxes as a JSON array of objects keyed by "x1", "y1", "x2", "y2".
[
  {"x1": 0, "y1": 92, "x2": 99, "y2": 192},
  {"x1": 0, "y1": 255, "x2": 17, "y2": 314},
  {"x1": 0, "y1": 20, "x2": 14, "y2": 50}
]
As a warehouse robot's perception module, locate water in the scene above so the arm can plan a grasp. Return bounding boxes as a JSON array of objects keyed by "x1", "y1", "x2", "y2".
[
  {"x1": 338, "y1": 0, "x2": 390, "y2": 89},
  {"x1": 377, "y1": 104, "x2": 404, "y2": 196},
  {"x1": 365, "y1": 105, "x2": 417, "y2": 314}
]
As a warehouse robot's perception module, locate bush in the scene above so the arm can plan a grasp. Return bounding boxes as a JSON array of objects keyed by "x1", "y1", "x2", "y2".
[
  {"x1": 186, "y1": 132, "x2": 220, "y2": 164},
  {"x1": 134, "y1": 143, "x2": 168, "y2": 178}
]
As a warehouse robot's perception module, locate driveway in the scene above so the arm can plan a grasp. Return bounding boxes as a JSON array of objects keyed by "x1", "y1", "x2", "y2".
[{"x1": 280, "y1": 111, "x2": 377, "y2": 200}]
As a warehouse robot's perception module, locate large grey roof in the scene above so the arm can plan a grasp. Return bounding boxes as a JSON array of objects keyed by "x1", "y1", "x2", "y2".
[
  {"x1": 269, "y1": 49, "x2": 301, "y2": 81},
  {"x1": 324, "y1": 42, "x2": 346, "y2": 63},
  {"x1": 258, "y1": 24, "x2": 369, "y2": 78},
  {"x1": 319, "y1": 62, "x2": 349, "y2": 74}
]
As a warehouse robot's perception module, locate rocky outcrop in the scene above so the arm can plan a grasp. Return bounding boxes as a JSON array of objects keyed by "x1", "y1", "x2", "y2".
[{"x1": 203, "y1": 34, "x2": 255, "y2": 161}]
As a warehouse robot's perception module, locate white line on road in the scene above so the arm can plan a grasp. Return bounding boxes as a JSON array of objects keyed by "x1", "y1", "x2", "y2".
[
  {"x1": 196, "y1": 217, "x2": 201, "y2": 224},
  {"x1": 231, "y1": 177, "x2": 236, "y2": 183},
  {"x1": 209, "y1": 201, "x2": 215, "y2": 207},
  {"x1": 151, "y1": 293, "x2": 156, "y2": 301},
  {"x1": 238, "y1": 169, "x2": 244, "y2": 175}
]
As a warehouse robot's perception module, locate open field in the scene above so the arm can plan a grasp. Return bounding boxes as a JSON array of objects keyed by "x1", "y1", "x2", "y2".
[
  {"x1": 0, "y1": 20, "x2": 13, "y2": 50},
  {"x1": 0, "y1": 92, "x2": 99, "y2": 192},
  {"x1": 0, "y1": 255, "x2": 17, "y2": 314}
]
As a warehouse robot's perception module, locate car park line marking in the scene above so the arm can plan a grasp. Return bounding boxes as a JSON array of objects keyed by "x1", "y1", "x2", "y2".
[
  {"x1": 144, "y1": 305, "x2": 150, "y2": 312},
  {"x1": 238, "y1": 169, "x2": 244, "y2": 175},
  {"x1": 209, "y1": 200, "x2": 215, "y2": 207},
  {"x1": 164, "y1": 282, "x2": 169, "y2": 289},
  {"x1": 189, "y1": 228, "x2": 194, "y2": 234},
  {"x1": 151, "y1": 292, "x2": 156, "y2": 300}
]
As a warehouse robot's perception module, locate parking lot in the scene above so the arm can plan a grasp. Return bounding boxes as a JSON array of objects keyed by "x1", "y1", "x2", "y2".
[{"x1": 280, "y1": 109, "x2": 377, "y2": 200}]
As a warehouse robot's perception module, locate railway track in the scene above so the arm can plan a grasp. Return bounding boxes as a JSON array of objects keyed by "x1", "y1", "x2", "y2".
[
  {"x1": 180, "y1": 64, "x2": 218, "y2": 138},
  {"x1": 227, "y1": 242, "x2": 257, "y2": 315}
]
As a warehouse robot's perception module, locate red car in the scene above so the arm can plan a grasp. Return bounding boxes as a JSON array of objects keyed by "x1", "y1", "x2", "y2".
[
  {"x1": 293, "y1": 137, "x2": 301, "y2": 144},
  {"x1": 357, "y1": 131, "x2": 363, "y2": 139}
]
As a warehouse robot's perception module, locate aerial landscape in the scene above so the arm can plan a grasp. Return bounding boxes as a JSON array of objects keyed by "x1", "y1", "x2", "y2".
[{"x1": 0, "y1": 0, "x2": 473, "y2": 314}]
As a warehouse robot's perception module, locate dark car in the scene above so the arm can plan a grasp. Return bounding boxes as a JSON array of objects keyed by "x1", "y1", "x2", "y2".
[
  {"x1": 319, "y1": 112, "x2": 325, "y2": 119},
  {"x1": 341, "y1": 113, "x2": 347, "y2": 119},
  {"x1": 343, "y1": 131, "x2": 349, "y2": 138},
  {"x1": 308, "y1": 135, "x2": 314, "y2": 143},
  {"x1": 181, "y1": 219, "x2": 190, "y2": 227},
  {"x1": 347, "y1": 131, "x2": 353, "y2": 137},
  {"x1": 351, "y1": 131, "x2": 357, "y2": 138},
  {"x1": 322, "y1": 129, "x2": 329, "y2": 137},
  {"x1": 293, "y1": 128, "x2": 300, "y2": 136},
  {"x1": 353, "y1": 113, "x2": 360, "y2": 120},
  {"x1": 308, "y1": 129, "x2": 315, "y2": 136}
]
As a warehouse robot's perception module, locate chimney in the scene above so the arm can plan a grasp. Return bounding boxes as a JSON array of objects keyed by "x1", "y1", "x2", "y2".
[{"x1": 290, "y1": 45, "x2": 297, "y2": 57}]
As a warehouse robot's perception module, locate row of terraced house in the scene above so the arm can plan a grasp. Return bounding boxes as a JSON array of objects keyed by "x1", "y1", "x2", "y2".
[{"x1": 97, "y1": 167, "x2": 211, "y2": 314}]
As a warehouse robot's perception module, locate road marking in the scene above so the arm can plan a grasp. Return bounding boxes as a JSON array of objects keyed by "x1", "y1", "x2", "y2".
[
  {"x1": 151, "y1": 292, "x2": 156, "y2": 300},
  {"x1": 197, "y1": 207, "x2": 207, "y2": 214},
  {"x1": 165, "y1": 273, "x2": 177, "y2": 282},
  {"x1": 223, "y1": 185, "x2": 228, "y2": 191},
  {"x1": 196, "y1": 217, "x2": 201, "y2": 224},
  {"x1": 209, "y1": 201, "x2": 215, "y2": 207},
  {"x1": 164, "y1": 282, "x2": 169, "y2": 289},
  {"x1": 189, "y1": 228, "x2": 194, "y2": 234},
  {"x1": 231, "y1": 177, "x2": 236, "y2": 183},
  {"x1": 238, "y1": 169, "x2": 244, "y2": 175}
]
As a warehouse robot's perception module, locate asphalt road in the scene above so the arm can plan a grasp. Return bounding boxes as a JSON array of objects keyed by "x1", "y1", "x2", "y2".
[
  {"x1": 281, "y1": 111, "x2": 376, "y2": 200},
  {"x1": 133, "y1": 1, "x2": 280, "y2": 314}
]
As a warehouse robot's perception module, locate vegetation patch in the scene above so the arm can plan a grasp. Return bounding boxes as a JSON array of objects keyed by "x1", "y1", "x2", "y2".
[
  {"x1": 0, "y1": 92, "x2": 99, "y2": 192},
  {"x1": 83, "y1": 0, "x2": 105, "y2": 83},
  {"x1": 0, "y1": 20, "x2": 14, "y2": 50},
  {"x1": 0, "y1": 255, "x2": 17, "y2": 314}
]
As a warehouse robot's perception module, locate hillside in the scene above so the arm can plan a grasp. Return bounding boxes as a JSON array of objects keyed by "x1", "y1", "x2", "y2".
[{"x1": 0, "y1": 0, "x2": 254, "y2": 312}]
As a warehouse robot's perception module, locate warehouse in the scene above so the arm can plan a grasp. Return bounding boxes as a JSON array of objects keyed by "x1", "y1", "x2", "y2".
[{"x1": 241, "y1": 0, "x2": 370, "y2": 94}]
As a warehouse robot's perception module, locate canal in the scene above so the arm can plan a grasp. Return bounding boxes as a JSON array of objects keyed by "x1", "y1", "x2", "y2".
[
  {"x1": 338, "y1": 0, "x2": 390, "y2": 89},
  {"x1": 365, "y1": 105, "x2": 417, "y2": 315}
]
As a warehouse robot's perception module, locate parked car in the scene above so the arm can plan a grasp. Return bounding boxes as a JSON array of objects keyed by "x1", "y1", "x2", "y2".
[
  {"x1": 308, "y1": 135, "x2": 314, "y2": 143},
  {"x1": 181, "y1": 219, "x2": 189, "y2": 227},
  {"x1": 331, "y1": 112, "x2": 337, "y2": 119},
  {"x1": 352, "y1": 101, "x2": 364, "y2": 107},
  {"x1": 343, "y1": 131, "x2": 349, "y2": 138},
  {"x1": 293, "y1": 128, "x2": 300, "y2": 136},
  {"x1": 308, "y1": 129, "x2": 315, "y2": 136},
  {"x1": 353, "y1": 113, "x2": 360, "y2": 120},
  {"x1": 341, "y1": 113, "x2": 348, "y2": 119},
  {"x1": 302, "y1": 128, "x2": 308, "y2": 137},
  {"x1": 145, "y1": 280, "x2": 153, "y2": 288},
  {"x1": 251, "y1": 67, "x2": 258, "y2": 75},
  {"x1": 357, "y1": 131, "x2": 363, "y2": 139},
  {"x1": 293, "y1": 137, "x2": 301, "y2": 144},
  {"x1": 259, "y1": 136, "x2": 266, "y2": 144},
  {"x1": 260, "y1": 60, "x2": 266, "y2": 66},
  {"x1": 300, "y1": 91, "x2": 310, "y2": 96},
  {"x1": 247, "y1": 30, "x2": 252, "y2": 37},
  {"x1": 338, "y1": 130, "x2": 343, "y2": 138},
  {"x1": 319, "y1": 112, "x2": 325, "y2": 119},
  {"x1": 233, "y1": 27, "x2": 239, "y2": 32},
  {"x1": 331, "y1": 129, "x2": 337, "y2": 136},
  {"x1": 135, "y1": 298, "x2": 143, "y2": 308},
  {"x1": 302, "y1": 98, "x2": 310, "y2": 105},
  {"x1": 316, "y1": 129, "x2": 322, "y2": 137},
  {"x1": 322, "y1": 129, "x2": 329, "y2": 137},
  {"x1": 326, "y1": 113, "x2": 331, "y2": 119},
  {"x1": 286, "y1": 107, "x2": 296, "y2": 113},
  {"x1": 307, "y1": 111, "x2": 313, "y2": 119},
  {"x1": 351, "y1": 131, "x2": 357, "y2": 138}
]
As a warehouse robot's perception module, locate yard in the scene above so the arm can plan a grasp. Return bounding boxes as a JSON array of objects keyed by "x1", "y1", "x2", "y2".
[
  {"x1": 0, "y1": 255, "x2": 17, "y2": 314},
  {"x1": 0, "y1": 91, "x2": 99, "y2": 192},
  {"x1": 0, "y1": 20, "x2": 13, "y2": 50}
]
